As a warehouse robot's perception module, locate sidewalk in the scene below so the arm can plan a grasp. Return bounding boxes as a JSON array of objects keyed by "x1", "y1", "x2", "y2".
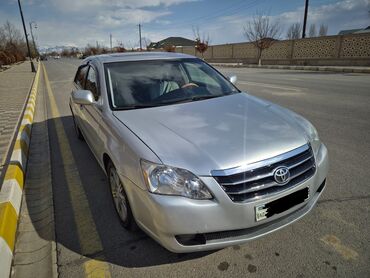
[
  {"x1": 0, "y1": 62, "x2": 35, "y2": 177},
  {"x1": 211, "y1": 63, "x2": 370, "y2": 73},
  {"x1": 12, "y1": 65, "x2": 57, "y2": 278}
]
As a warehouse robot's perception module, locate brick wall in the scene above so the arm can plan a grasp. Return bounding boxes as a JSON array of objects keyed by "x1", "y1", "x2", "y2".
[{"x1": 173, "y1": 33, "x2": 370, "y2": 66}]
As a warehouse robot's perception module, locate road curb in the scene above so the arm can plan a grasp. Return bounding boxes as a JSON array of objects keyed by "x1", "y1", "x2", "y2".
[
  {"x1": 210, "y1": 63, "x2": 370, "y2": 73},
  {"x1": 0, "y1": 63, "x2": 40, "y2": 278}
]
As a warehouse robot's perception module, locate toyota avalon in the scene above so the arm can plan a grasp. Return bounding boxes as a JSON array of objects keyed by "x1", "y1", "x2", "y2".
[{"x1": 69, "y1": 52, "x2": 329, "y2": 253}]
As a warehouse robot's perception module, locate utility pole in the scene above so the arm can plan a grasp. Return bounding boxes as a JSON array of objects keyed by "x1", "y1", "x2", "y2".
[
  {"x1": 138, "y1": 24, "x2": 142, "y2": 51},
  {"x1": 110, "y1": 33, "x2": 112, "y2": 52},
  {"x1": 17, "y1": 0, "x2": 35, "y2": 72},
  {"x1": 29, "y1": 21, "x2": 38, "y2": 58},
  {"x1": 302, "y1": 0, "x2": 309, "y2": 38}
]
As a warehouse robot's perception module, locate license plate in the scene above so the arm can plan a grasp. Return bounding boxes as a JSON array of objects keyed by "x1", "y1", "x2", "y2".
[{"x1": 255, "y1": 187, "x2": 309, "y2": 222}]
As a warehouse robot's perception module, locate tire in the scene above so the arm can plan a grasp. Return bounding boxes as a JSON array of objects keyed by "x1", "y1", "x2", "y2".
[{"x1": 107, "y1": 161, "x2": 137, "y2": 230}]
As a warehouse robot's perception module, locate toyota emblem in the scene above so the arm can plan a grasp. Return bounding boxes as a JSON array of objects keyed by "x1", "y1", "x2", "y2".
[{"x1": 273, "y1": 166, "x2": 290, "y2": 185}]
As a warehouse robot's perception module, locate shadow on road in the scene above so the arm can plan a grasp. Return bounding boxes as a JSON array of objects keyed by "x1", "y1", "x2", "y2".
[{"x1": 26, "y1": 115, "x2": 215, "y2": 268}]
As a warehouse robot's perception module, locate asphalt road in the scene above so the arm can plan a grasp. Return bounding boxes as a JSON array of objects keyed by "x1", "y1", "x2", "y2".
[{"x1": 40, "y1": 58, "x2": 370, "y2": 277}]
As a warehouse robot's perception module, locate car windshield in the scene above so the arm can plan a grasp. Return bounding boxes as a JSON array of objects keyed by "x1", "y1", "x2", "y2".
[{"x1": 104, "y1": 58, "x2": 239, "y2": 110}]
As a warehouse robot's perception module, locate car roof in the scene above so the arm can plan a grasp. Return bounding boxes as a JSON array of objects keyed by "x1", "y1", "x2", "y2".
[{"x1": 84, "y1": 52, "x2": 197, "y2": 64}]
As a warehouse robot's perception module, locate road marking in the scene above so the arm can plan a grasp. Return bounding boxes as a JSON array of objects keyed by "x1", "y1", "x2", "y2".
[
  {"x1": 321, "y1": 235, "x2": 359, "y2": 260},
  {"x1": 238, "y1": 80, "x2": 303, "y2": 92},
  {"x1": 42, "y1": 64, "x2": 111, "y2": 278},
  {"x1": 84, "y1": 259, "x2": 111, "y2": 278}
]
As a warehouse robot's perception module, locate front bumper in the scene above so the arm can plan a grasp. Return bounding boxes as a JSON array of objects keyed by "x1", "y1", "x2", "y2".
[{"x1": 123, "y1": 143, "x2": 329, "y2": 253}]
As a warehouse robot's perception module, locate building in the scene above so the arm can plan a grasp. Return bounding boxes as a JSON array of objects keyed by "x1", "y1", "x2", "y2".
[
  {"x1": 338, "y1": 26, "x2": 370, "y2": 35},
  {"x1": 148, "y1": 37, "x2": 196, "y2": 50}
]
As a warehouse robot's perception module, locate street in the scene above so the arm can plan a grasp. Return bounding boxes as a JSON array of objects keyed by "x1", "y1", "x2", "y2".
[{"x1": 29, "y1": 59, "x2": 370, "y2": 277}]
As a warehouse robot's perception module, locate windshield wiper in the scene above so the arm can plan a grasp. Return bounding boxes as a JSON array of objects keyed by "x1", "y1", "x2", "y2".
[
  {"x1": 156, "y1": 94, "x2": 224, "y2": 105},
  {"x1": 118, "y1": 104, "x2": 156, "y2": 110},
  {"x1": 190, "y1": 95, "x2": 222, "y2": 101},
  {"x1": 117, "y1": 94, "x2": 232, "y2": 110}
]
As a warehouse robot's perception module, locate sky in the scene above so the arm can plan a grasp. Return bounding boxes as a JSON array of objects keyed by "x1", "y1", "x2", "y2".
[{"x1": 0, "y1": 0, "x2": 369, "y2": 49}]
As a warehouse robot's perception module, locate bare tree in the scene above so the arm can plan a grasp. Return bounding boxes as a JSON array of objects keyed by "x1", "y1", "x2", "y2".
[
  {"x1": 308, "y1": 23, "x2": 316, "y2": 37},
  {"x1": 0, "y1": 26, "x2": 6, "y2": 49},
  {"x1": 243, "y1": 12, "x2": 281, "y2": 65},
  {"x1": 318, "y1": 24, "x2": 328, "y2": 36},
  {"x1": 193, "y1": 26, "x2": 209, "y2": 59},
  {"x1": 287, "y1": 23, "x2": 302, "y2": 40},
  {"x1": 0, "y1": 21, "x2": 27, "y2": 65},
  {"x1": 141, "y1": 37, "x2": 151, "y2": 50},
  {"x1": 3, "y1": 21, "x2": 23, "y2": 44},
  {"x1": 113, "y1": 41, "x2": 126, "y2": 53}
]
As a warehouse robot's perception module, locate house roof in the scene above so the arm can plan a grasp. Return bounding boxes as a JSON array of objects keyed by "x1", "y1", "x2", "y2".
[
  {"x1": 148, "y1": 37, "x2": 196, "y2": 49},
  {"x1": 338, "y1": 26, "x2": 370, "y2": 35},
  {"x1": 338, "y1": 29, "x2": 362, "y2": 35},
  {"x1": 354, "y1": 26, "x2": 370, "y2": 34}
]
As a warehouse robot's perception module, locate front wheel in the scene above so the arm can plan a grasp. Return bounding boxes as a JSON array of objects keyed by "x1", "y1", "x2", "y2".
[{"x1": 107, "y1": 161, "x2": 136, "y2": 230}]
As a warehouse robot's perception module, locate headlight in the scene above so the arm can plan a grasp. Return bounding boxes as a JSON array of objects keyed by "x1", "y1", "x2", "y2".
[
  {"x1": 306, "y1": 122, "x2": 321, "y2": 155},
  {"x1": 293, "y1": 114, "x2": 321, "y2": 155},
  {"x1": 141, "y1": 160, "x2": 213, "y2": 200}
]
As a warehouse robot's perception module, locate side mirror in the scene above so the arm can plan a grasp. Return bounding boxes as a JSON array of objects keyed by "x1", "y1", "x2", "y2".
[
  {"x1": 228, "y1": 75, "x2": 237, "y2": 85},
  {"x1": 72, "y1": 90, "x2": 94, "y2": 105}
]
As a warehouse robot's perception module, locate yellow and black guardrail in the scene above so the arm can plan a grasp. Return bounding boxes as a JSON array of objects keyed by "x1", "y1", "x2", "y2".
[{"x1": 0, "y1": 63, "x2": 40, "y2": 278}]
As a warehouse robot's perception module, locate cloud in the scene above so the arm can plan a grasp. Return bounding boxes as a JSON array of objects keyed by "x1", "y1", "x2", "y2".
[
  {"x1": 97, "y1": 9, "x2": 170, "y2": 27},
  {"x1": 215, "y1": 0, "x2": 370, "y2": 41},
  {"x1": 4, "y1": 0, "x2": 369, "y2": 49},
  {"x1": 279, "y1": 0, "x2": 369, "y2": 25},
  {"x1": 51, "y1": 0, "x2": 197, "y2": 12}
]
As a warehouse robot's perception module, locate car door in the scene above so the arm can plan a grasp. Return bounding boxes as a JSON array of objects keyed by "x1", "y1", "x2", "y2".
[{"x1": 81, "y1": 65, "x2": 104, "y2": 159}]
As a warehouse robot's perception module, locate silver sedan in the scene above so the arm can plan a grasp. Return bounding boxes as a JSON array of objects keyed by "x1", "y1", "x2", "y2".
[{"x1": 69, "y1": 52, "x2": 329, "y2": 253}]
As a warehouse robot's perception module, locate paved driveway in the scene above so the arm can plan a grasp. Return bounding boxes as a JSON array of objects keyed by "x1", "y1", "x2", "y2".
[{"x1": 19, "y1": 59, "x2": 370, "y2": 277}]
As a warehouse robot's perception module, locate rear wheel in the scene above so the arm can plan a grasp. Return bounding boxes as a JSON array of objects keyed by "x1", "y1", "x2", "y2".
[{"x1": 107, "y1": 161, "x2": 136, "y2": 230}]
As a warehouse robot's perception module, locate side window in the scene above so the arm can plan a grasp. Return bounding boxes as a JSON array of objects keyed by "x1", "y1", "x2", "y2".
[
  {"x1": 74, "y1": 65, "x2": 88, "y2": 88},
  {"x1": 184, "y1": 63, "x2": 220, "y2": 88},
  {"x1": 85, "y1": 66, "x2": 99, "y2": 101}
]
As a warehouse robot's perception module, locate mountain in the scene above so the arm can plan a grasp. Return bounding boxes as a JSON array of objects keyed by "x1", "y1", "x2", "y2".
[{"x1": 39, "y1": 45, "x2": 80, "y2": 54}]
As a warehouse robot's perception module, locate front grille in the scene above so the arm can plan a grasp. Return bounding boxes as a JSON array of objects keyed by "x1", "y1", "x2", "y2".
[{"x1": 213, "y1": 145, "x2": 316, "y2": 202}]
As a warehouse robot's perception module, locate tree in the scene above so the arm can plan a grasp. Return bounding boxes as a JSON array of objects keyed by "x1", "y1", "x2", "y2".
[
  {"x1": 0, "y1": 21, "x2": 27, "y2": 66},
  {"x1": 308, "y1": 23, "x2": 316, "y2": 37},
  {"x1": 3, "y1": 21, "x2": 23, "y2": 44},
  {"x1": 83, "y1": 44, "x2": 108, "y2": 56},
  {"x1": 193, "y1": 26, "x2": 209, "y2": 59},
  {"x1": 114, "y1": 41, "x2": 126, "y2": 53},
  {"x1": 287, "y1": 23, "x2": 302, "y2": 40},
  {"x1": 243, "y1": 12, "x2": 281, "y2": 66},
  {"x1": 319, "y1": 24, "x2": 328, "y2": 36},
  {"x1": 141, "y1": 37, "x2": 151, "y2": 50}
]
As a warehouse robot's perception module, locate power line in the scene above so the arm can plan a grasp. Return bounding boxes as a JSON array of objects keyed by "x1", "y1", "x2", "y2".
[
  {"x1": 169, "y1": 0, "x2": 247, "y2": 26},
  {"x1": 145, "y1": 0, "x2": 267, "y2": 31}
]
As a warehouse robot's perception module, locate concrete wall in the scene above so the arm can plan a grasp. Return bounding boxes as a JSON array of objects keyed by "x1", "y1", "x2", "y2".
[{"x1": 174, "y1": 33, "x2": 370, "y2": 66}]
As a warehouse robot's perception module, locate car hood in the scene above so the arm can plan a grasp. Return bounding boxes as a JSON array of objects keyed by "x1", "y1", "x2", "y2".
[{"x1": 113, "y1": 93, "x2": 308, "y2": 176}]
